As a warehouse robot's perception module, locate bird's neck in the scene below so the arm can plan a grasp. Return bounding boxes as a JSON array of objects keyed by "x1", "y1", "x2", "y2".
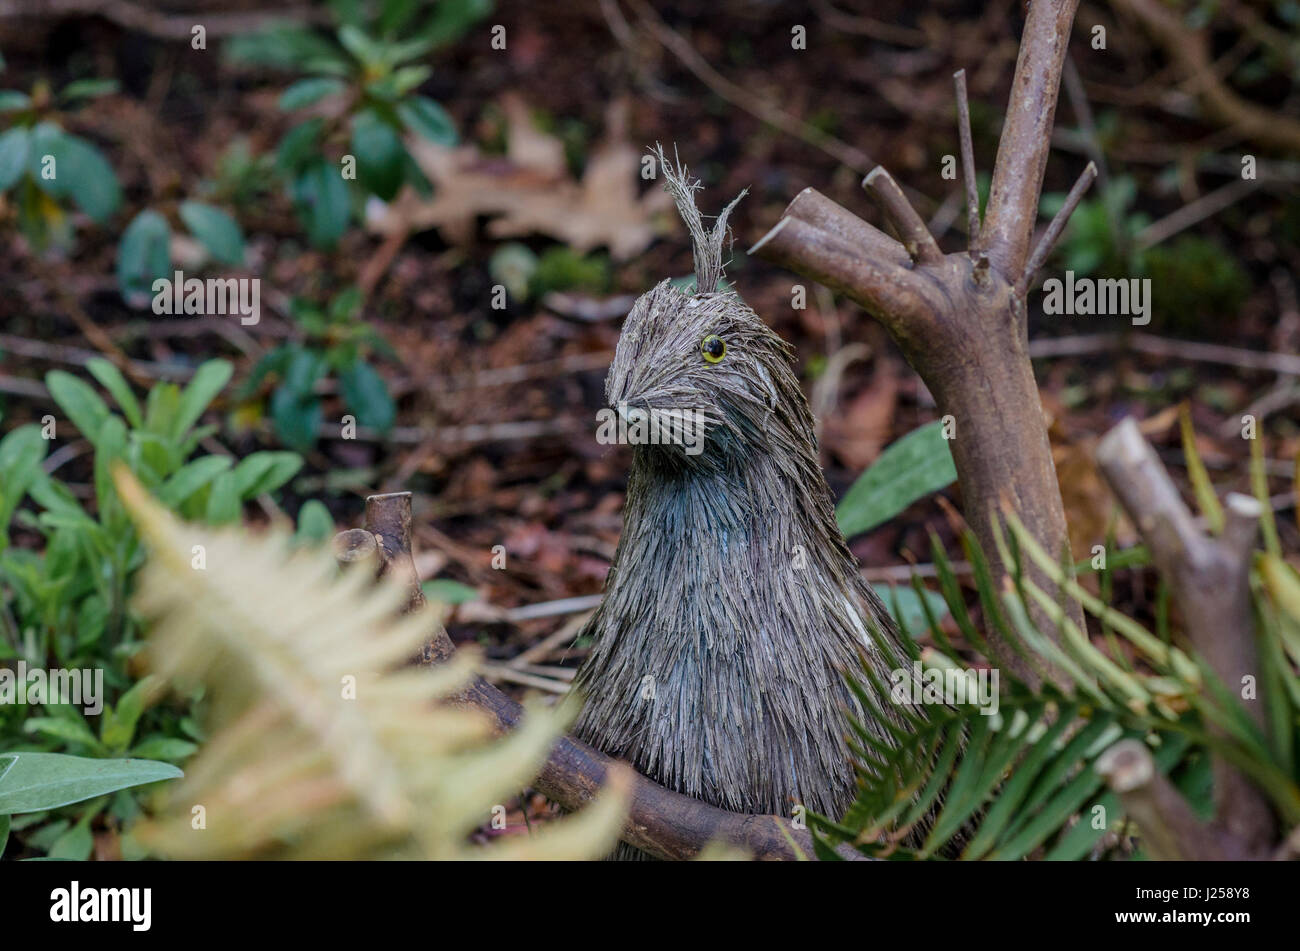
[{"x1": 620, "y1": 443, "x2": 854, "y2": 586}]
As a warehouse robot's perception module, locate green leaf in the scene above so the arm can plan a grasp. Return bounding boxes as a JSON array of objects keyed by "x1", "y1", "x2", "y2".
[
  {"x1": 76, "y1": 595, "x2": 109, "y2": 650},
  {"x1": 231, "y1": 451, "x2": 302, "y2": 498},
  {"x1": 396, "y1": 95, "x2": 457, "y2": 145},
  {"x1": 116, "y1": 209, "x2": 171, "y2": 305},
  {"x1": 178, "y1": 201, "x2": 245, "y2": 266},
  {"x1": 382, "y1": 36, "x2": 433, "y2": 67},
  {"x1": 22, "y1": 716, "x2": 105, "y2": 752},
  {"x1": 59, "y1": 78, "x2": 119, "y2": 101},
  {"x1": 0, "y1": 814, "x2": 9, "y2": 857},
  {"x1": 0, "y1": 752, "x2": 181, "y2": 815},
  {"x1": 294, "y1": 499, "x2": 335, "y2": 544},
  {"x1": 328, "y1": 285, "x2": 363, "y2": 322},
  {"x1": 1179, "y1": 404, "x2": 1223, "y2": 534},
  {"x1": 85, "y1": 357, "x2": 143, "y2": 428},
  {"x1": 0, "y1": 424, "x2": 48, "y2": 538},
  {"x1": 872, "y1": 583, "x2": 949, "y2": 640},
  {"x1": 225, "y1": 25, "x2": 347, "y2": 72},
  {"x1": 48, "y1": 815, "x2": 94, "y2": 860},
  {"x1": 419, "y1": 0, "x2": 493, "y2": 48},
  {"x1": 836, "y1": 421, "x2": 957, "y2": 538},
  {"x1": 278, "y1": 76, "x2": 346, "y2": 110},
  {"x1": 338, "y1": 358, "x2": 395, "y2": 432},
  {"x1": 366, "y1": 64, "x2": 430, "y2": 100},
  {"x1": 173, "y1": 359, "x2": 234, "y2": 440},
  {"x1": 292, "y1": 160, "x2": 350, "y2": 248},
  {"x1": 50, "y1": 132, "x2": 121, "y2": 223},
  {"x1": 421, "y1": 578, "x2": 480, "y2": 604},
  {"x1": 337, "y1": 24, "x2": 385, "y2": 68},
  {"x1": 379, "y1": 0, "x2": 421, "y2": 35},
  {"x1": 205, "y1": 470, "x2": 241, "y2": 525},
  {"x1": 159, "y1": 455, "x2": 232, "y2": 506},
  {"x1": 0, "y1": 89, "x2": 31, "y2": 111},
  {"x1": 275, "y1": 118, "x2": 324, "y2": 174},
  {"x1": 0, "y1": 125, "x2": 30, "y2": 190},
  {"x1": 45, "y1": 370, "x2": 111, "y2": 442},
  {"x1": 270, "y1": 388, "x2": 322, "y2": 452},
  {"x1": 100, "y1": 676, "x2": 160, "y2": 752},
  {"x1": 350, "y1": 108, "x2": 405, "y2": 201},
  {"x1": 129, "y1": 737, "x2": 197, "y2": 762}
]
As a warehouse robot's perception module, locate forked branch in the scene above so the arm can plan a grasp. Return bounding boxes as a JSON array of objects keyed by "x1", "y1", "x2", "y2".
[{"x1": 751, "y1": 1, "x2": 1092, "y2": 668}]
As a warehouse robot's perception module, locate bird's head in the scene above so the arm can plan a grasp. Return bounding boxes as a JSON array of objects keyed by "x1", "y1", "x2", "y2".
[{"x1": 601, "y1": 147, "x2": 809, "y2": 471}]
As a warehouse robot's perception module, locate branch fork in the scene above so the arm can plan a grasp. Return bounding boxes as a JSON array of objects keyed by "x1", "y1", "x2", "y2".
[{"x1": 750, "y1": 0, "x2": 1091, "y2": 672}]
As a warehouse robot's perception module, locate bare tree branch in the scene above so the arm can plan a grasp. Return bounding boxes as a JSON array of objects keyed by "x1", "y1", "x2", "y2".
[
  {"x1": 749, "y1": 207, "x2": 932, "y2": 338},
  {"x1": 751, "y1": 2, "x2": 1093, "y2": 680},
  {"x1": 953, "y1": 69, "x2": 981, "y2": 242},
  {"x1": 862, "y1": 167, "x2": 943, "y2": 264},
  {"x1": 1112, "y1": 0, "x2": 1300, "y2": 154},
  {"x1": 1096, "y1": 418, "x2": 1275, "y2": 858},
  {"x1": 1096, "y1": 740, "x2": 1229, "y2": 861},
  {"x1": 977, "y1": 0, "x2": 1081, "y2": 277},
  {"x1": 1017, "y1": 160, "x2": 1096, "y2": 295}
]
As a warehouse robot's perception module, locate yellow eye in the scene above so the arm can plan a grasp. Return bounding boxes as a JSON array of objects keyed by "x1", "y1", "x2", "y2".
[{"x1": 701, "y1": 334, "x2": 726, "y2": 363}]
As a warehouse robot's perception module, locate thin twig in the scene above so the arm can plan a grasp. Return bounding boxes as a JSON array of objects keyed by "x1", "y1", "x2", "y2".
[
  {"x1": 509, "y1": 611, "x2": 593, "y2": 667},
  {"x1": 1135, "y1": 178, "x2": 1262, "y2": 251},
  {"x1": 627, "y1": 0, "x2": 874, "y2": 173},
  {"x1": 481, "y1": 665, "x2": 571, "y2": 694},
  {"x1": 977, "y1": 0, "x2": 1081, "y2": 276},
  {"x1": 1017, "y1": 161, "x2": 1096, "y2": 295},
  {"x1": 953, "y1": 69, "x2": 981, "y2": 243},
  {"x1": 1027, "y1": 332, "x2": 1300, "y2": 376}
]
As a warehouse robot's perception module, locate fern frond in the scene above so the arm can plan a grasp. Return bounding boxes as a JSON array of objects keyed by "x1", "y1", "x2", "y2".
[
  {"x1": 822, "y1": 504, "x2": 1300, "y2": 860},
  {"x1": 114, "y1": 468, "x2": 626, "y2": 859}
]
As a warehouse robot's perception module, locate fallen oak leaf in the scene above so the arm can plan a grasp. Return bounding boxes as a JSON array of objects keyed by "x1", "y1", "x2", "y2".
[{"x1": 368, "y1": 96, "x2": 672, "y2": 260}]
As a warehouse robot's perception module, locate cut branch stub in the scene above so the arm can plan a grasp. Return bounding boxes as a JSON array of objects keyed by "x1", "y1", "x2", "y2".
[
  {"x1": 862, "y1": 167, "x2": 943, "y2": 264},
  {"x1": 1096, "y1": 739, "x2": 1228, "y2": 861},
  {"x1": 1095, "y1": 417, "x2": 1275, "y2": 858}
]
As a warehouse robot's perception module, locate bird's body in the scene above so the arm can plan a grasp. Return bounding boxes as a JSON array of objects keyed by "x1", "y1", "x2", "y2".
[{"x1": 573, "y1": 155, "x2": 912, "y2": 857}]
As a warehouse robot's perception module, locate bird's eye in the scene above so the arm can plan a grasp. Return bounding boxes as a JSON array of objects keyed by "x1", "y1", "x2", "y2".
[{"x1": 701, "y1": 334, "x2": 726, "y2": 363}]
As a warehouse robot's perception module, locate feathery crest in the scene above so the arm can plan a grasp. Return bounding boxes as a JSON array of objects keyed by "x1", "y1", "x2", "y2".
[{"x1": 654, "y1": 143, "x2": 747, "y2": 294}]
